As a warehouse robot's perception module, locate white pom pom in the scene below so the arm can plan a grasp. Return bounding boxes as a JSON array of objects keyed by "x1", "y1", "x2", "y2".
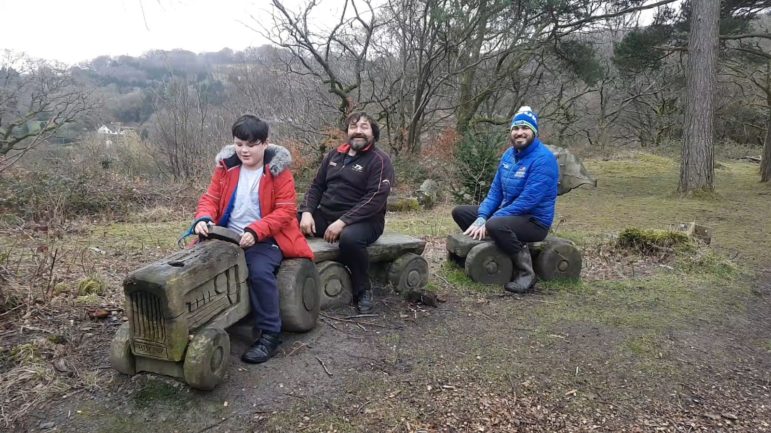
[{"x1": 517, "y1": 105, "x2": 532, "y2": 113}]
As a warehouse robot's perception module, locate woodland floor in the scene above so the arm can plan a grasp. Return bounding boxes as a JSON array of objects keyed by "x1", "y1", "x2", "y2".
[{"x1": 1, "y1": 152, "x2": 770, "y2": 432}]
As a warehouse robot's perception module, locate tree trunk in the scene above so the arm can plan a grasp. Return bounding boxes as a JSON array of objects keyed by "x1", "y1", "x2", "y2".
[
  {"x1": 762, "y1": 63, "x2": 771, "y2": 183},
  {"x1": 678, "y1": 0, "x2": 719, "y2": 195},
  {"x1": 762, "y1": 108, "x2": 771, "y2": 182}
]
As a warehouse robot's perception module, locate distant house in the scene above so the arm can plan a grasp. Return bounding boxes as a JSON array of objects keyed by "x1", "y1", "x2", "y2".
[{"x1": 97, "y1": 124, "x2": 129, "y2": 136}]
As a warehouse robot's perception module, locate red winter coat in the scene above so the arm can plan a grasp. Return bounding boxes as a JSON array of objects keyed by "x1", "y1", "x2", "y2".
[{"x1": 194, "y1": 144, "x2": 313, "y2": 260}]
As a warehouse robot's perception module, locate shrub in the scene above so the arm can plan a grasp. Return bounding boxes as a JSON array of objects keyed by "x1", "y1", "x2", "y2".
[
  {"x1": 0, "y1": 165, "x2": 199, "y2": 225},
  {"x1": 449, "y1": 128, "x2": 506, "y2": 204},
  {"x1": 77, "y1": 277, "x2": 105, "y2": 296}
]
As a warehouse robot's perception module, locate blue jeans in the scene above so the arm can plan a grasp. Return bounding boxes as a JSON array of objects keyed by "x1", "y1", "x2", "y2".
[{"x1": 244, "y1": 240, "x2": 283, "y2": 333}]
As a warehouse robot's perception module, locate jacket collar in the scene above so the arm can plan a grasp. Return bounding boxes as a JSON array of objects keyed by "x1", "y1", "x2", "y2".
[{"x1": 215, "y1": 143, "x2": 292, "y2": 176}]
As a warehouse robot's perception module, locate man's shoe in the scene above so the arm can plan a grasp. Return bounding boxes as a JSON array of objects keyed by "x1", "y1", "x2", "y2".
[
  {"x1": 357, "y1": 289, "x2": 374, "y2": 313},
  {"x1": 504, "y1": 245, "x2": 536, "y2": 294},
  {"x1": 241, "y1": 331, "x2": 281, "y2": 364}
]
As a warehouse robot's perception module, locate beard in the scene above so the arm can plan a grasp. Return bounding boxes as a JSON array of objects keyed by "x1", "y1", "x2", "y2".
[
  {"x1": 510, "y1": 134, "x2": 535, "y2": 149},
  {"x1": 348, "y1": 134, "x2": 372, "y2": 151}
]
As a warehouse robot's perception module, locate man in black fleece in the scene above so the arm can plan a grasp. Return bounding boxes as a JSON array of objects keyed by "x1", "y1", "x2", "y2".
[{"x1": 299, "y1": 112, "x2": 394, "y2": 313}]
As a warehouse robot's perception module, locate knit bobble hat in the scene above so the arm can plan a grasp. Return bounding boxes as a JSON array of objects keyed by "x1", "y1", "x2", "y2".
[{"x1": 510, "y1": 106, "x2": 538, "y2": 136}]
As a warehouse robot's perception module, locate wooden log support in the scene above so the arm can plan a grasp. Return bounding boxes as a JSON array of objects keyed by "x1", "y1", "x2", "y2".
[
  {"x1": 317, "y1": 261, "x2": 352, "y2": 309},
  {"x1": 308, "y1": 233, "x2": 430, "y2": 295},
  {"x1": 277, "y1": 259, "x2": 321, "y2": 332},
  {"x1": 446, "y1": 233, "x2": 583, "y2": 283}
]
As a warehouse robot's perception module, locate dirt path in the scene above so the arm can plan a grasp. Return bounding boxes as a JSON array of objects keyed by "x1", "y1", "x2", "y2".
[{"x1": 20, "y1": 257, "x2": 771, "y2": 433}]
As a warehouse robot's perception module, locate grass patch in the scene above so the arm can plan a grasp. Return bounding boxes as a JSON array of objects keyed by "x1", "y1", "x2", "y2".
[
  {"x1": 536, "y1": 270, "x2": 746, "y2": 332},
  {"x1": 557, "y1": 155, "x2": 771, "y2": 265},
  {"x1": 99, "y1": 221, "x2": 188, "y2": 250},
  {"x1": 617, "y1": 227, "x2": 691, "y2": 255},
  {"x1": 437, "y1": 260, "x2": 500, "y2": 295},
  {"x1": 385, "y1": 206, "x2": 456, "y2": 238}
]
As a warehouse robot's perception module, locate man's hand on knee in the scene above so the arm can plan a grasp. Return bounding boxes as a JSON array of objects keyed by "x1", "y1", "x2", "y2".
[
  {"x1": 300, "y1": 212, "x2": 316, "y2": 236},
  {"x1": 324, "y1": 219, "x2": 346, "y2": 243},
  {"x1": 463, "y1": 217, "x2": 487, "y2": 240},
  {"x1": 464, "y1": 224, "x2": 487, "y2": 240}
]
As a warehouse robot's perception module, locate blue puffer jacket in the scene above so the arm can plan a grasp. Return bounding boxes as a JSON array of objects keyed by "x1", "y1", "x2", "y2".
[{"x1": 477, "y1": 138, "x2": 559, "y2": 228}]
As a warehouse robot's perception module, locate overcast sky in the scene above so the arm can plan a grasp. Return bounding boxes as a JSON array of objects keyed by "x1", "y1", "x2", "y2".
[
  {"x1": 0, "y1": 0, "x2": 295, "y2": 64},
  {"x1": 0, "y1": 0, "x2": 665, "y2": 66}
]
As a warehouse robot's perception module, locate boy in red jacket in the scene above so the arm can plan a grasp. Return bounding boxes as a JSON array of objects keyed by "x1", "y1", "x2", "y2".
[{"x1": 192, "y1": 114, "x2": 312, "y2": 364}]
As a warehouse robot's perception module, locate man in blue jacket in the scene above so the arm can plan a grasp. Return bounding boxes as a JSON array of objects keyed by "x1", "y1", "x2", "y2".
[{"x1": 452, "y1": 106, "x2": 559, "y2": 293}]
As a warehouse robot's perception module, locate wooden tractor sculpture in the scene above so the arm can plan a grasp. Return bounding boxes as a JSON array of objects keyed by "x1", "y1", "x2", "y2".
[
  {"x1": 109, "y1": 227, "x2": 320, "y2": 390},
  {"x1": 446, "y1": 144, "x2": 595, "y2": 285},
  {"x1": 110, "y1": 227, "x2": 429, "y2": 390}
]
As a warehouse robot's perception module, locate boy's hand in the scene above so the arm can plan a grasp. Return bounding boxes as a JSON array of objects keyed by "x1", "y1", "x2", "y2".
[
  {"x1": 194, "y1": 221, "x2": 210, "y2": 236},
  {"x1": 240, "y1": 231, "x2": 256, "y2": 248}
]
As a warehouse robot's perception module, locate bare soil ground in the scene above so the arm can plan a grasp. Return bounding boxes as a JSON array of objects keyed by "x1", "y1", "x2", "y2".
[{"x1": 2, "y1": 154, "x2": 770, "y2": 432}]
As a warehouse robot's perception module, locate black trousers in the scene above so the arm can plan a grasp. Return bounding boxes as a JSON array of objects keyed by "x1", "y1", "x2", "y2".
[
  {"x1": 303, "y1": 209, "x2": 383, "y2": 298},
  {"x1": 451, "y1": 205, "x2": 549, "y2": 255}
]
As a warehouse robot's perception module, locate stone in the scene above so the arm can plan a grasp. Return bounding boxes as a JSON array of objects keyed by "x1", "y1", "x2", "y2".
[
  {"x1": 544, "y1": 144, "x2": 597, "y2": 195},
  {"x1": 674, "y1": 222, "x2": 711, "y2": 245},
  {"x1": 416, "y1": 179, "x2": 441, "y2": 209}
]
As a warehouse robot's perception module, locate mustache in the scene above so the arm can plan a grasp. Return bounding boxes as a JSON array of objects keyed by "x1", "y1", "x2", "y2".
[{"x1": 349, "y1": 133, "x2": 368, "y2": 140}]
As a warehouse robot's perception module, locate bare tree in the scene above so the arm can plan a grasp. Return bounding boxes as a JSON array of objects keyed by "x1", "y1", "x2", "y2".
[
  {"x1": 150, "y1": 77, "x2": 226, "y2": 179},
  {"x1": 678, "y1": 0, "x2": 720, "y2": 195},
  {"x1": 0, "y1": 52, "x2": 90, "y2": 172},
  {"x1": 259, "y1": 0, "x2": 379, "y2": 125},
  {"x1": 223, "y1": 46, "x2": 336, "y2": 160}
]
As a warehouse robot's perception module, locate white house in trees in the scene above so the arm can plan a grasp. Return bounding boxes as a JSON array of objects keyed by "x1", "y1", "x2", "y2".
[{"x1": 97, "y1": 124, "x2": 126, "y2": 135}]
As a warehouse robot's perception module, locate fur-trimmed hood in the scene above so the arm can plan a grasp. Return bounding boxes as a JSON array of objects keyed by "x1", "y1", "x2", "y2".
[{"x1": 215, "y1": 143, "x2": 292, "y2": 176}]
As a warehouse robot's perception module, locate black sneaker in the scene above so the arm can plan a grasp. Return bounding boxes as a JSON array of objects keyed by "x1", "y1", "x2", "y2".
[
  {"x1": 241, "y1": 331, "x2": 281, "y2": 364},
  {"x1": 357, "y1": 289, "x2": 374, "y2": 313}
]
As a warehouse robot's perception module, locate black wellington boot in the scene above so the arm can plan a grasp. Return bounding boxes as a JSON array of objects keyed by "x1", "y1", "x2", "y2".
[
  {"x1": 357, "y1": 289, "x2": 374, "y2": 313},
  {"x1": 504, "y1": 245, "x2": 536, "y2": 294},
  {"x1": 241, "y1": 331, "x2": 282, "y2": 364}
]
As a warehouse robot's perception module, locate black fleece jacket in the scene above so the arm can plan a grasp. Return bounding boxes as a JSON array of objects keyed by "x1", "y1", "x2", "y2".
[{"x1": 300, "y1": 143, "x2": 394, "y2": 225}]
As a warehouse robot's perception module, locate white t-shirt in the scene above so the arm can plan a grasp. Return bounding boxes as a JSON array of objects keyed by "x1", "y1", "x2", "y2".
[{"x1": 227, "y1": 166, "x2": 263, "y2": 234}]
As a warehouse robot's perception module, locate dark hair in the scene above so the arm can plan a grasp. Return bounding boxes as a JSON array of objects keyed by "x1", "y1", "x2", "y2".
[
  {"x1": 232, "y1": 114, "x2": 269, "y2": 143},
  {"x1": 344, "y1": 112, "x2": 379, "y2": 142}
]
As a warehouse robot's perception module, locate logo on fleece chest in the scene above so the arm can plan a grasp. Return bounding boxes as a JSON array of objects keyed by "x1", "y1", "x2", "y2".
[{"x1": 503, "y1": 162, "x2": 527, "y2": 179}]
